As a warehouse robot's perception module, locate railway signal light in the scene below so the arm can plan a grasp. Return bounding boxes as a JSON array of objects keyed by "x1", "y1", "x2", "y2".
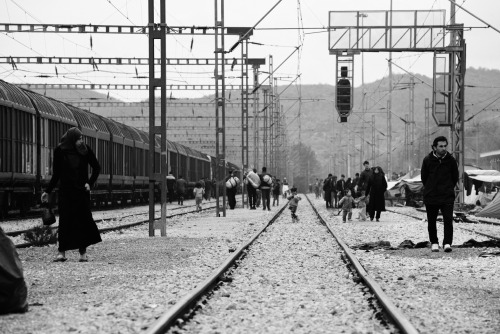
[{"x1": 336, "y1": 66, "x2": 352, "y2": 123}]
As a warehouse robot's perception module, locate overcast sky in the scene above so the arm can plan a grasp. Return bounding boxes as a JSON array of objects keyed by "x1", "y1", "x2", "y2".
[{"x1": 1, "y1": 0, "x2": 499, "y2": 101}]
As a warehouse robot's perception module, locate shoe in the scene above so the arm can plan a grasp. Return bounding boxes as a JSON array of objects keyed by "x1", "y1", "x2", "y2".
[
  {"x1": 444, "y1": 244, "x2": 452, "y2": 252},
  {"x1": 376, "y1": 219, "x2": 379, "y2": 222},
  {"x1": 53, "y1": 256, "x2": 67, "y2": 262},
  {"x1": 268, "y1": 209, "x2": 271, "y2": 211},
  {"x1": 431, "y1": 244, "x2": 439, "y2": 252}
]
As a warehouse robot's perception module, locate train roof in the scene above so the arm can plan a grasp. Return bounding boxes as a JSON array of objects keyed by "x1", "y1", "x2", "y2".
[
  {"x1": 21, "y1": 88, "x2": 77, "y2": 125},
  {"x1": 0, "y1": 79, "x2": 35, "y2": 113}
]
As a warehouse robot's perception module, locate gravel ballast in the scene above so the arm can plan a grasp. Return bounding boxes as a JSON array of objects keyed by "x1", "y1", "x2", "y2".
[
  {"x1": 311, "y1": 197, "x2": 500, "y2": 334},
  {"x1": 170, "y1": 196, "x2": 396, "y2": 334},
  {"x1": 0, "y1": 202, "x2": 280, "y2": 334}
]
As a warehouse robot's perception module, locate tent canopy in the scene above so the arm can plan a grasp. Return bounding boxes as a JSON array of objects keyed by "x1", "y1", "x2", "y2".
[{"x1": 476, "y1": 192, "x2": 500, "y2": 219}]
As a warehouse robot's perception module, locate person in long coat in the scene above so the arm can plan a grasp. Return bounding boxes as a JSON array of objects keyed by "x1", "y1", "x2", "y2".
[
  {"x1": 41, "y1": 127, "x2": 101, "y2": 262},
  {"x1": 226, "y1": 170, "x2": 238, "y2": 210},
  {"x1": 365, "y1": 166, "x2": 388, "y2": 222}
]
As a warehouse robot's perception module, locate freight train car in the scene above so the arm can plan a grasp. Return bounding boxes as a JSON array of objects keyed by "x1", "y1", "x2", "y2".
[{"x1": 0, "y1": 79, "x2": 236, "y2": 218}]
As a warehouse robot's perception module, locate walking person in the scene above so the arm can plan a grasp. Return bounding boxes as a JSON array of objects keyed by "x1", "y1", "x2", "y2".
[
  {"x1": 282, "y1": 177, "x2": 289, "y2": 199},
  {"x1": 166, "y1": 171, "x2": 176, "y2": 204},
  {"x1": 352, "y1": 173, "x2": 360, "y2": 193},
  {"x1": 336, "y1": 175, "x2": 346, "y2": 207},
  {"x1": 225, "y1": 170, "x2": 239, "y2": 210},
  {"x1": 193, "y1": 182, "x2": 205, "y2": 212},
  {"x1": 272, "y1": 178, "x2": 281, "y2": 206},
  {"x1": 331, "y1": 176, "x2": 338, "y2": 208},
  {"x1": 287, "y1": 187, "x2": 301, "y2": 221},
  {"x1": 259, "y1": 167, "x2": 272, "y2": 211},
  {"x1": 176, "y1": 175, "x2": 186, "y2": 205},
  {"x1": 356, "y1": 161, "x2": 373, "y2": 193},
  {"x1": 204, "y1": 177, "x2": 212, "y2": 201},
  {"x1": 421, "y1": 136, "x2": 459, "y2": 252},
  {"x1": 338, "y1": 189, "x2": 355, "y2": 223},
  {"x1": 323, "y1": 174, "x2": 333, "y2": 208},
  {"x1": 355, "y1": 190, "x2": 368, "y2": 221},
  {"x1": 41, "y1": 127, "x2": 101, "y2": 262},
  {"x1": 314, "y1": 178, "x2": 320, "y2": 198},
  {"x1": 365, "y1": 166, "x2": 388, "y2": 222},
  {"x1": 245, "y1": 168, "x2": 259, "y2": 209}
]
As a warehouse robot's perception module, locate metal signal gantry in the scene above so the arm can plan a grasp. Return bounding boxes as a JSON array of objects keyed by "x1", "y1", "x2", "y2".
[{"x1": 328, "y1": 9, "x2": 466, "y2": 203}]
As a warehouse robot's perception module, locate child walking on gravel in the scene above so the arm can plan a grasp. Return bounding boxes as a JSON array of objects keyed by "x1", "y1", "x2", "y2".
[
  {"x1": 355, "y1": 190, "x2": 368, "y2": 221},
  {"x1": 193, "y1": 182, "x2": 205, "y2": 212},
  {"x1": 338, "y1": 189, "x2": 355, "y2": 223},
  {"x1": 287, "y1": 187, "x2": 301, "y2": 222}
]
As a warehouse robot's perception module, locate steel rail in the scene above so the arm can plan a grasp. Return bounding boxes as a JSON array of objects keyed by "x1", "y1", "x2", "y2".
[
  {"x1": 306, "y1": 196, "x2": 419, "y2": 334},
  {"x1": 145, "y1": 203, "x2": 289, "y2": 334},
  {"x1": 14, "y1": 203, "x2": 222, "y2": 248},
  {"x1": 388, "y1": 209, "x2": 500, "y2": 241}
]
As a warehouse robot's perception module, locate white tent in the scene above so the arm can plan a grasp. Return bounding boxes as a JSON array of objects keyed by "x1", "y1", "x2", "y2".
[{"x1": 476, "y1": 192, "x2": 500, "y2": 219}]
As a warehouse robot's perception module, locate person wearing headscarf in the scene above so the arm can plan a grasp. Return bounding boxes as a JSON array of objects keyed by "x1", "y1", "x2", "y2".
[
  {"x1": 365, "y1": 166, "x2": 388, "y2": 222},
  {"x1": 41, "y1": 127, "x2": 101, "y2": 262}
]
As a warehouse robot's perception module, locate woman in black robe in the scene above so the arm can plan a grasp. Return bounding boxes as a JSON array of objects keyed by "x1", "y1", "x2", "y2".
[
  {"x1": 41, "y1": 127, "x2": 101, "y2": 262},
  {"x1": 365, "y1": 166, "x2": 388, "y2": 222}
]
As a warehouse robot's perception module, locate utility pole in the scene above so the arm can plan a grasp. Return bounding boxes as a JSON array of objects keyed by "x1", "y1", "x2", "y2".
[
  {"x1": 388, "y1": 0, "x2": 393, "y2": 178},
  {"x1": 148, "y1": 0, "x2": 167, "y2": 237},
  {"x1": 387, "y1": 99, "x2": 391, "y2": 179},
  {"x1": 425, "y1": 98, "x2": 430, "y2": 154},
  {"x1": 371, "y1": 115, "x2": 375, "y2": 165},
  {"x1": 240, "y1": 31, "x2": 249, "y2": 208},
  {"x1": 409, "y1": 77, "x2": 415, "y2": 171},
  {"x1": 405, "y1": 114, "x2": 409, "y2": 171},
  {"x1": 252, "y1": 63, "x2": 260, "y2": 169},
  {"x1": 214, "y1": 0, "x2": 226, "y2": 217}
]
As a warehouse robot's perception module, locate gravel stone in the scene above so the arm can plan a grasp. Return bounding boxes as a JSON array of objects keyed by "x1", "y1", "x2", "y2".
[
  {"x1": 170, "y1": 198, "x2": 395, "y2": 334},
  {"x1": 0, "y1": 200, "x2": 275, "y2": 334},
  {"x1": 312, "y1": 197, "x2": 500, "y2": 334}
]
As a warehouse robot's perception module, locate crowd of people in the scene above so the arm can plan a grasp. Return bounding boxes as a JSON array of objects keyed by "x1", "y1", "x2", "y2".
[
  {"x1": 37, "y1": 132, "x2": 457, "y2": 264},
  {"x1": 310, "y1": 160, "x2": 388, "y2": 223}
]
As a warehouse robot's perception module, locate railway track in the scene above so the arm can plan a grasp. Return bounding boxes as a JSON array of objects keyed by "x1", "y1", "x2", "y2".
[
  {"x1": 10, "y1": 202, "x2": 224, "y2": 248},
  {"x1": 388, "y1": 208, "x2": 500, "y2": 241},
  {"x1": 145, "y1": 195, "x2": 418, "y2": 334}
]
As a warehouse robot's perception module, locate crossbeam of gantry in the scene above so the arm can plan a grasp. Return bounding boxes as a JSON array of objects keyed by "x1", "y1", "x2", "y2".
[
  {"x1": 0, "y1": 23, "x2": 252, "y2": 36},
  {"x1": 2, "y1": 57, "x2": 259, "y2": 66},
  {"x1": 329, "y1": 10, "x2": 451, "y2": 53},
  {"x1": 17, "y1": 83, "x2": 245, "y2": 90},
  {"x1": 68, "y1": 101, "x2": 255, "y2": 108}
]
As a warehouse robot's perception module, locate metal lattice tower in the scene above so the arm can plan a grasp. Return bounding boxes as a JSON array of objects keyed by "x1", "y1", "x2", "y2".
[
  {"x1": 148, "y1": 0, "x2": 167, "y2": 237},
  {"x1": 214, "y1": 0, "x2": 226, "y2": 217}
]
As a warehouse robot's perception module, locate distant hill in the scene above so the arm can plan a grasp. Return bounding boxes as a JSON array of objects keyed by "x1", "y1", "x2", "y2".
[{"x1": 30, "y1": 67, "x2": 500, "y2": 176}]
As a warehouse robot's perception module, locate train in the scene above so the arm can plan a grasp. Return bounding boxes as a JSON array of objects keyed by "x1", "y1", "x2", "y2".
[{"x1": 0, "y1": 79, "x2": 240, "y2": 219}]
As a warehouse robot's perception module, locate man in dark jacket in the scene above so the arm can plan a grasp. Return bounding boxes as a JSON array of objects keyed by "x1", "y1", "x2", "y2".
[
  {"x1": 323, "y1": 174, "x2": 333, "y2": 208},
  {"x1": 357, "y1": 161, "x2": 373, "y2": 192},
  {"x1": 421, "y1": 136, "x2": 459, "y2": 253}
]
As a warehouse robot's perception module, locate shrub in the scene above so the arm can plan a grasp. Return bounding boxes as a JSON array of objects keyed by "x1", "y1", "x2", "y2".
[{"x1": 23, "y1": 226, "x2": 58, "y2": 246}]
